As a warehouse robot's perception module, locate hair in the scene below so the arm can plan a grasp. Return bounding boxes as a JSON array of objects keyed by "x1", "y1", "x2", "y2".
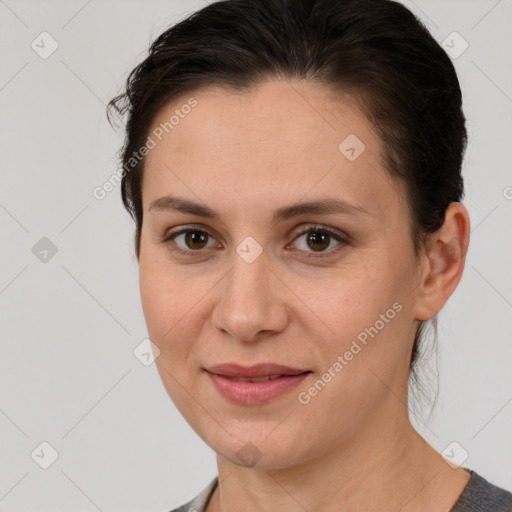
[{"x1": 107, "y1": 0, "x2": 467, "y2": 397}]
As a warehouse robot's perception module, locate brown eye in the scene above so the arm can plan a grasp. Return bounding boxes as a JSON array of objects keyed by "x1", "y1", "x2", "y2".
[
  {"x1": 163, "y1": 228, "x2": 220, "y2": 255},
  {"x1": 291, "y1": 225, "x2": 349, "y2": 258},
  {"x1": 182, "y1": 230, "x2": 209, "y2": 250},
  {"x1": 305, "y1": 231, "x2": 331, "y2": 252}
]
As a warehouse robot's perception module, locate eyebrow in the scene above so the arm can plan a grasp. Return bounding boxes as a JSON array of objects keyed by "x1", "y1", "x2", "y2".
[{"x1": 148, "y1": 195, "x2": 372, "y2": 225}]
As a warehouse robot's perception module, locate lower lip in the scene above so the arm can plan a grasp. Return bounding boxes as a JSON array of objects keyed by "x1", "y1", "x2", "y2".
[{"x1": 206, "y1": 371, "x2": 311, "y2": 406}]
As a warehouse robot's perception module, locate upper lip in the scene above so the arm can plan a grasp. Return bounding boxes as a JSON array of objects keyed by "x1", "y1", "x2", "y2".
[{"x1": 205, "y1": 363, "x2": 310, "y2": 378}]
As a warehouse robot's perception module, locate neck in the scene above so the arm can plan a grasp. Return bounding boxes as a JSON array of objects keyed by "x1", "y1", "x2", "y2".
[{"x1": 208, "y1": 398, "x2": 470, "y2": 512}]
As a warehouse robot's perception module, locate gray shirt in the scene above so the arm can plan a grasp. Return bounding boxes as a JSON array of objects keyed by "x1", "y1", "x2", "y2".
[{"x1": 167, "y1": 470, "x2": 512, "y2": 512}]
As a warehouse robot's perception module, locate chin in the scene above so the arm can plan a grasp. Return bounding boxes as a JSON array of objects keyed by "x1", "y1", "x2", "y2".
[{"x1": 198, "y1": 420, "x2": 317, "y2": 471}]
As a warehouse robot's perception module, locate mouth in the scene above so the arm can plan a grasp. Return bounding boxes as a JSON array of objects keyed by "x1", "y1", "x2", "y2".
[
  {"x1": 220, "y1": 374, "x2": 287, "y2": 382},
  {"x1": 204, "y1": 363, "x2": 312, "y2": 405},
  {"x1": 206, "y1": 362, "x2": 310, "y2": 377}
]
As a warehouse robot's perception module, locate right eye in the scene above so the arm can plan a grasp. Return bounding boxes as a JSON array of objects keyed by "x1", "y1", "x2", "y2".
[{"x1": 161, "y1": 227, "x2": 222, "y2": 256}]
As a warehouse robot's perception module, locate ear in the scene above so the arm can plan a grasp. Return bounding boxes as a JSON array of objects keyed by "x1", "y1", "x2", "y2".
[{"x1": 413, "y1": 202, "x2": 471, "y2": 321}]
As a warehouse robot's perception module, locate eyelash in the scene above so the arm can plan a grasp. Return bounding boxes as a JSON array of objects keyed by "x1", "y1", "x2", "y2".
[{"x1": 159, "y1": 224, "x2": 350, "y2": 259}]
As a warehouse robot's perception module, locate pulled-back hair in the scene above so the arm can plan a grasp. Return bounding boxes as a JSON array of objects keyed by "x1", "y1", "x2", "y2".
[{"x1": 107, "y1": 0, "x2": 466, "y2": 382}]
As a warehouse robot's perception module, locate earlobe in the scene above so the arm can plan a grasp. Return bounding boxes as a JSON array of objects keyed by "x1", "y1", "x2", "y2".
[{"x1": 412, "y1": 202, "x2": 470, "y2": 321}]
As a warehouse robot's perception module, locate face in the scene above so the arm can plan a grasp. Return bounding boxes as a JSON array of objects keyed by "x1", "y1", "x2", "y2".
[{"x1": 139, "y1": 80, "x2": 424, "y2": 470}]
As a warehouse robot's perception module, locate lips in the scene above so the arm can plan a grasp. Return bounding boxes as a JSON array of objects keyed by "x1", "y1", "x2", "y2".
[
  {"x1": 206, "y1": 363, "x2": 309, "y2": 379},
  {"x1": 205, "y1": 363, "x2": 311, "y2": 405}
]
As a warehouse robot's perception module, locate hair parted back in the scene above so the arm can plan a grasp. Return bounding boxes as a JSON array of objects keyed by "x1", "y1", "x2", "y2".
[{"x1": 107, "y1": 0, "x2": 467, "y2": 386}]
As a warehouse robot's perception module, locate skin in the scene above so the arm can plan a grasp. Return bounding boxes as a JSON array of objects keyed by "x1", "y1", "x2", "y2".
[{"x1": 138, "y1": 79, "x2": 471, "y2": 511}]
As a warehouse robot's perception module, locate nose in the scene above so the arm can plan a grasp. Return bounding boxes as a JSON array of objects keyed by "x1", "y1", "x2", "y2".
[{"x1": 211, "y1": 247, "x2": 290, "y2": 343}]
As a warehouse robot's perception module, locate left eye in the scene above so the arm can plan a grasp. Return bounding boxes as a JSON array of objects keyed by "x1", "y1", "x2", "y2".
[{"x1": 290, "y1": 226, "x2": 348, "y2": 258}]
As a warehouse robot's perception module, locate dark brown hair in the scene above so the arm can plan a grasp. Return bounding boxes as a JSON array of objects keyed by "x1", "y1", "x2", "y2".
[{"x1": 107, "y1": 0, "x2": 466, "y2": 380}]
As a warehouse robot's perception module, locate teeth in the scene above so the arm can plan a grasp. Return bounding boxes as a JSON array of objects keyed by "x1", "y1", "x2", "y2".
[{"x1": 230, "y1": 375, "x2": 282, "y2": 382}]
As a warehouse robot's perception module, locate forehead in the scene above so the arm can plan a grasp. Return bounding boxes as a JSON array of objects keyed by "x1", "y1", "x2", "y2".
[{"x1": 141, "y1": 80, "x2": 404, "y2": 221}]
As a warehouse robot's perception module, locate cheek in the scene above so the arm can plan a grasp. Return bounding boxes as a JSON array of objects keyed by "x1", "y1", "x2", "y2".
[
  {"x1": 138, "y1": 256, "x2": 214, "y2": 366},
  {"x1": 308, "y1": 265, "x2": 410, "y2": 386},
  {"x1": 311, "y1": 265, "x2": 399, "y2": 334},
  {"x1": 139, "y1": 257, "x2": 190, "y2": 349},
  {"x1": 139, "y1": 261, "x2": 203, "y2": 407},
  {"x1": 139, "y1": 264, "x2": 169, "y2": 340}
]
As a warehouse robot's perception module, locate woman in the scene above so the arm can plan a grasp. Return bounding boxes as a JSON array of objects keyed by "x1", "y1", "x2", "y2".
[{"x1": 107, "y1": 0, "x2": 512, "y2": 510}]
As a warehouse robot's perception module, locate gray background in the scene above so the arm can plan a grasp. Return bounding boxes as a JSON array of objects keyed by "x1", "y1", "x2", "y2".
[{"x1": 1, "y1": 0, "x2": 511, "y2": 510}]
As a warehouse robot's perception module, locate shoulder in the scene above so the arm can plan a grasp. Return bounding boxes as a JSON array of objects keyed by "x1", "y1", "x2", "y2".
[
  {"x1": 166, "y1": 477, "x2": 218, "y2": 512},
  {"x1": 451, "y1": 470, "x2": 512, "y2": 511}
]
